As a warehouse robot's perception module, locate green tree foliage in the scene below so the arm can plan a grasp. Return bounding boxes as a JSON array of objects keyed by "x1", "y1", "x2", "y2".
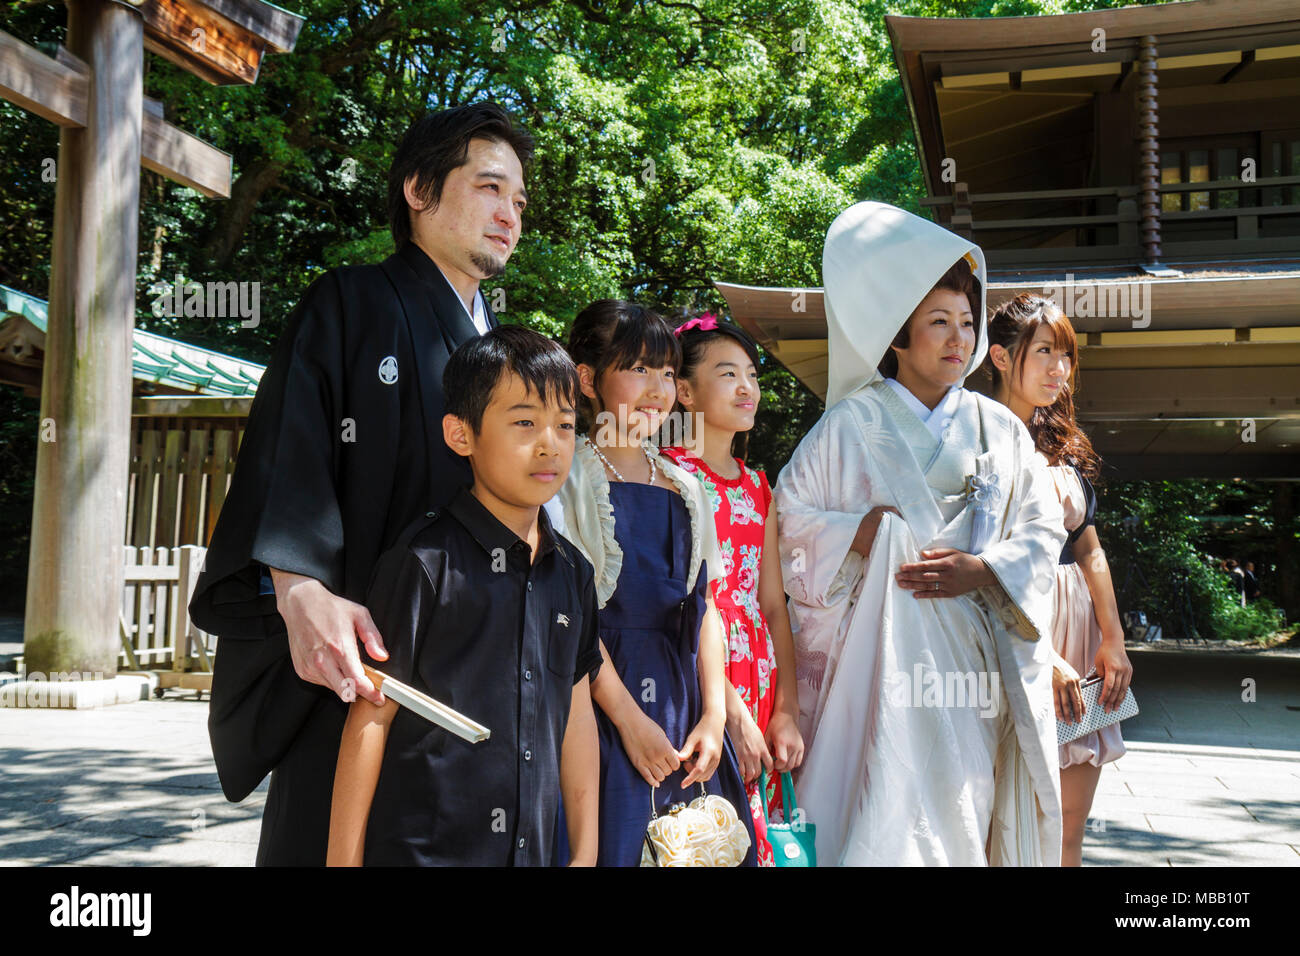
[
  {"x1": 1097, "y1": 479, "x2": 1291, "y2": 643},
  {"x1": 2, "y1": 0, "x2": 928, "y2": 607},
  {"x1": 0, "y1": 388, "x2": 39, "y2": 610}
]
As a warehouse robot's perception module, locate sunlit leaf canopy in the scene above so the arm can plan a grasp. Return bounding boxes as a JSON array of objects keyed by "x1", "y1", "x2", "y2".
[{"x1": 4, "y1": 0, "x2": 1141, "y2": 468}]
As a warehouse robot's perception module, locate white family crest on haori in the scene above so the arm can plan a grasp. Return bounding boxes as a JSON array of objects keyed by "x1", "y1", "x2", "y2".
[
  {"x1": 776, "y1": 201, "x2": 1066, "y2": 867},
  {"x1": 378, "y1": 355, "x2": 399, "y2": 384}
]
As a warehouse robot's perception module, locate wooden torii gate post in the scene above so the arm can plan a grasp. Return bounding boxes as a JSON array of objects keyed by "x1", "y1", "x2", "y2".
[{"x1": 0, "y1": 0, "x2": 301, "y2": 707}]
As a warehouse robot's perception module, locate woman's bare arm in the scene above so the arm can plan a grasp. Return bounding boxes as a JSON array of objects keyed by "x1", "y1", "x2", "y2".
[
  {"x1": 591, "y1": 638, "x2": 681, "y2": 785},
  {"x1": 1071, "y1": 525, "x2": 1133, "y2": 710}
]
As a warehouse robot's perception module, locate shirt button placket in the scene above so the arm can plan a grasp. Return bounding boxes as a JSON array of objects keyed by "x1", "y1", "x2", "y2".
[{"x1": 520, "y1": 571, "x2": 537, "y2": 864}]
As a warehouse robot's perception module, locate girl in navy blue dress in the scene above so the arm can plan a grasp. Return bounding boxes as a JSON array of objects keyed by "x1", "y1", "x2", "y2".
[{"x1": 554, "y1": 300, "x2": 757, "y2": 866}]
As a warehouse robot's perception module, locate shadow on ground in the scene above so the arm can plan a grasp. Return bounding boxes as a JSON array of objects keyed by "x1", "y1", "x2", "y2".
[{"x1": 0, "y1": 744, "x2": 265, "y2": 865}]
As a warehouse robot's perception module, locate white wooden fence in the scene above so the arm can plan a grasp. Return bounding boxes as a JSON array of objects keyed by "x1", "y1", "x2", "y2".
[{"x1": 119, "y1": 543, "x2": 214, "y2": 676}]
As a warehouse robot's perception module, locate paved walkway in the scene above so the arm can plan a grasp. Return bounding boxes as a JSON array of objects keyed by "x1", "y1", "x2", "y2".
[
  {"x1": 0, "y1": 695, "x2": 265, "y2": 865},
  {"x1": 1083, "y1": 649, "x2": 1299, "y2": 866},
  {"x1": 1, "y1": 614, "x2": 262, "y2": 865},
  {"x1": 0, "y1": 634, "x2": 1296, "y2": 865}
]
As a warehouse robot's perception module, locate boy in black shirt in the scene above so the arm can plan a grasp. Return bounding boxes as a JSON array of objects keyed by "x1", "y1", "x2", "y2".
[{"x1": 327, "y1": 326, "x2": 601, "y2": 865}]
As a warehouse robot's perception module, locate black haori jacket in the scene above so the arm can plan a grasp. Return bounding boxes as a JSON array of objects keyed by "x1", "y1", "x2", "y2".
[{"x1": 189, "y1": 242, "x2": 496, "y2": 803}]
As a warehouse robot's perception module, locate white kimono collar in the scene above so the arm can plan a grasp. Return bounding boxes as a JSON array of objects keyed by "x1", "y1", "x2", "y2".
[
  {"x1": 885, "y1": 378, "x2": 964, "y2": 443},
  {"x1": 434, "y1": 262, "x2": 489, "y2": 334}
]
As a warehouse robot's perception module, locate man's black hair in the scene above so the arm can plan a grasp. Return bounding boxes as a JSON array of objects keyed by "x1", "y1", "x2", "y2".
[
  {"x1": 443, "y1": 325, "x2": 579, "y2": 434},
  {"x1": 387, "y1": 102, "x2": 536, "y2": 248}
]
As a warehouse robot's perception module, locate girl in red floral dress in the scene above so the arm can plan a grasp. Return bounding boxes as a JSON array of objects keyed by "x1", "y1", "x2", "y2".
[{"x1": 661, "y1": 314, "x2": 805, "y2": 867}]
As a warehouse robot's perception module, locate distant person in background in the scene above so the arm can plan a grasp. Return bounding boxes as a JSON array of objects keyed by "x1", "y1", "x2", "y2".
[
  {"x1": 1226, "y1": 559, "x2": 1247, "y2": 607},
  {"x1": 986, "y1": 292, "x2": 1133, "y2": 867},
  {"x1": 1242, "y1": 561, "x2": 1261, "y2": 603}
]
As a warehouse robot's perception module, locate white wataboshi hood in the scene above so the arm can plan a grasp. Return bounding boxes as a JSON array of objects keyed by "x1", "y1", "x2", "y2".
[{"x1": 822, "y1": 200, "x2": 989, "y2": 408}]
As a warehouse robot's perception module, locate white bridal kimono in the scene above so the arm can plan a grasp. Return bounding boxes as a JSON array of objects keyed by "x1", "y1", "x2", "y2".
[{"x1": 776, "y1": 202, "x2": 1066, "y2": 866}]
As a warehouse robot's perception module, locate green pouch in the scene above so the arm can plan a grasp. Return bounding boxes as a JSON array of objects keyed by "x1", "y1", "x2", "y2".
[{"x1": 759, "y1": 769, "x2": 816, "y2": 867}]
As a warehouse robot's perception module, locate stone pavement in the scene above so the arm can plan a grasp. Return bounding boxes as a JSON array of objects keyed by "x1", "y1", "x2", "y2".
[
  {"x1": 0, "y1": 628, "x2": 1296, "y2": 865},
  {"x1": 1082, "y1": 649, "x2": 1299, "y2": 866},
  {"x1": 0, "y1": 695, "x2": 266, "y2": 865}
]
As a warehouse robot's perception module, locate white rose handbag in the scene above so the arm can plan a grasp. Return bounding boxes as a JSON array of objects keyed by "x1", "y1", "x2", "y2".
[{"x1": 639, "y1": 782, "x2": 752, "y2": 867}]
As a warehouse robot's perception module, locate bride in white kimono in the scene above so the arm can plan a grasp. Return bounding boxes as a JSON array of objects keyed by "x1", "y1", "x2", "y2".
[{"x1": 776, "y1": 202, "x2": 1066, "y2": 866}]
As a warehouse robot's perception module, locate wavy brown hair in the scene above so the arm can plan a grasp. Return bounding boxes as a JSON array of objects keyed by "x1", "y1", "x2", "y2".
[{"x1": 985, "y1": 293, "x2": 1101, "y2": 480}]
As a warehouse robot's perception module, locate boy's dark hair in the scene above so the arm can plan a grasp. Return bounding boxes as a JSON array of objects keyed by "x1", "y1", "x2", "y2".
[
  {"x1": 443, "y1": 325, "x2": 578, "y2": 434},
  {"x1": 387, "y1": 102, "x2": 536, "y2": 249},
  {"x1": 877, "y1": 256, "x2": 982, "y2": 379},
  {"x1": 566, "y1": 299, "x2": 681, "y2": 431},
  {"x1": 674, "y1": 314, "x2": 762, "y2": 462}
]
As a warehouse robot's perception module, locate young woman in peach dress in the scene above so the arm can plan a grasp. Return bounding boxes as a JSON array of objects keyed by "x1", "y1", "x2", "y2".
[{"x1": 986, "y1": 293, "x2": 1134, "y2": 867}]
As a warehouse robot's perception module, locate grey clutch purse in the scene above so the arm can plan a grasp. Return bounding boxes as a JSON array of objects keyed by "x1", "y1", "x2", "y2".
[{"x1": 1056, "y1": 674, "x2": 1138, "y2": 745}]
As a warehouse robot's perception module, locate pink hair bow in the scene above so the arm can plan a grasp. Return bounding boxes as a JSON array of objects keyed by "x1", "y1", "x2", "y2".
[{"x1": 674, "y1": 312, "x2": 719, "y2": 338}]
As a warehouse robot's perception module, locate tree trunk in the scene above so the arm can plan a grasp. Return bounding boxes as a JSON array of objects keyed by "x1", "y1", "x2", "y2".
[
  {"x1": 1272, "y1": 482, "x2": 1299, "y2": 623},
  {"x1": 204, "y1": 157, "x2": 286, "y2": 266}
]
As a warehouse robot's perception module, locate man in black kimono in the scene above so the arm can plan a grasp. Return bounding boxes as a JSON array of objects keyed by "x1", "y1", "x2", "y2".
[{"x1": 188, "y1": 102, "x2": 535, "y2": 865}]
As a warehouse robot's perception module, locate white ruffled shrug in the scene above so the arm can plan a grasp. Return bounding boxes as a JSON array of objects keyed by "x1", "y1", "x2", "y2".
[{"x1": 553, "y1": 439, "x2": 724, "y2": 609}]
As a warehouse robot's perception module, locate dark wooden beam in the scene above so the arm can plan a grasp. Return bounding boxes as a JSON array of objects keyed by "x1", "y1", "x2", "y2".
[
  {"x1": 1099, "y1": 454, "x2": 1300, "y2": 480},
  {"x1": 1070, "y1": 365, "x2": 1300, "y2": 421},
  {"x1": 133, "y1": 395, "x2": 253, "y2": 417},
  {"x1": 1218, "y1": 48, "x2": 1255, "y2": 83},
  {"x1": 0, "y1": 360, "x2": 45, "y2": 394},
  {"x1": 886, "y1": 1, "x2": 1300, "y2": 52}
]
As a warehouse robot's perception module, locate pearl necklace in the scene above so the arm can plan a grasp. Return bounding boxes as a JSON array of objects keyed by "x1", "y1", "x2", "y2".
[{"x1": 586, "y1": 437, "x2": 657, "y2": 485}]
